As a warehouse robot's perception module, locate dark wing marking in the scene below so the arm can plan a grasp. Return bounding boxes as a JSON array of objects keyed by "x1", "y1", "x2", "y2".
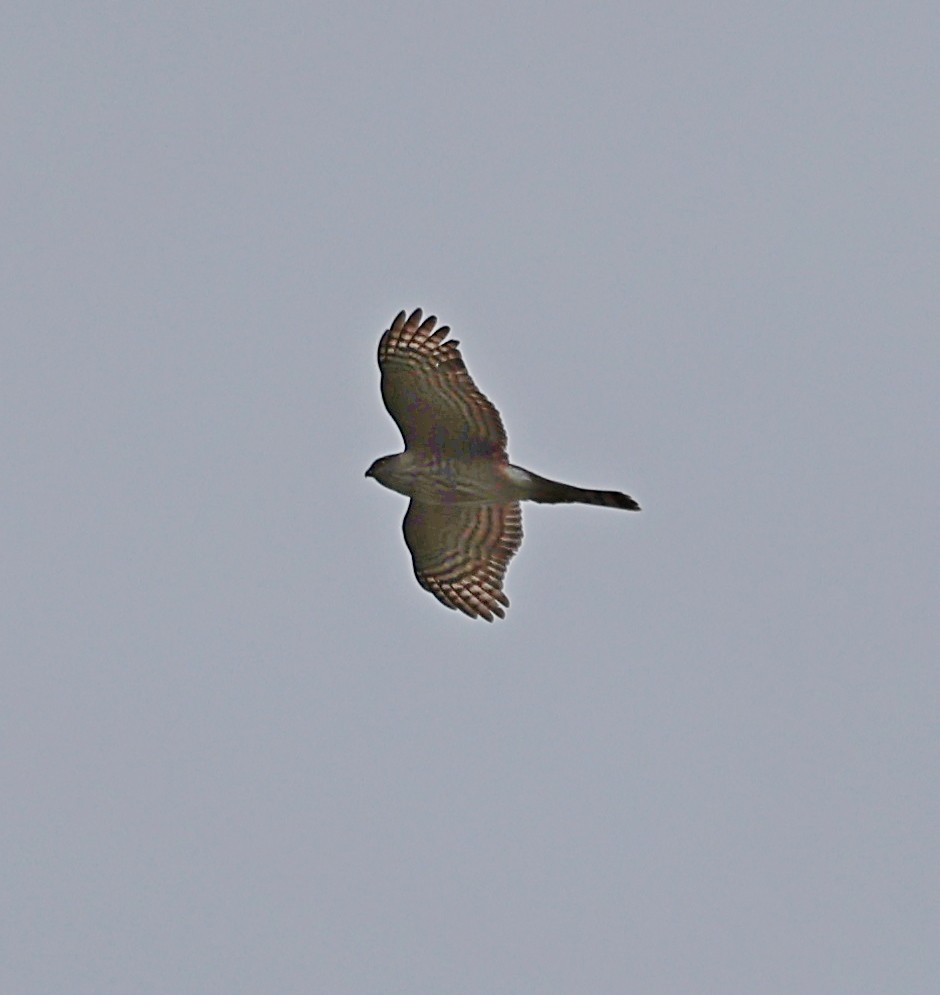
[
  {"x1": 401, "y1": 500, "x2": 523, "y2": 621},
  {"x1": 378, "y1": 309, "x2": 507, "y2": 458}
]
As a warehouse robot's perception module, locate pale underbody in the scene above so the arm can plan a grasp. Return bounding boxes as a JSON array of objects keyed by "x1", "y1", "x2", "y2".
[{"x1": 366, "y1": 452, "x2": 531, "y2": 505}]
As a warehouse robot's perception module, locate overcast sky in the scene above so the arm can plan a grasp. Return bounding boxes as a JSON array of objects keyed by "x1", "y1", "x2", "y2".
[{"x1": 4, "y1": 3, "x2": 938, "y2": 993}]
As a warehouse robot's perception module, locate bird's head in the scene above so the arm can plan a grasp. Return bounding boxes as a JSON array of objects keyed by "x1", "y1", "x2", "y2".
[
  {"x1": 364, "y1": 456, "x2": 383, "y2": 480},
  {"x1": 365, "y1": 454, "x2": 397, "y2": 483},
  {"x1": 365, "y1": 453, "x2": 412, "y2": 496}
]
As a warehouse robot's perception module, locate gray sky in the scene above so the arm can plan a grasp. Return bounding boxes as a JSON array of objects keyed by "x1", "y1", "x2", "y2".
[{"x1": 4, "y1": 3, "x2": 938, "y2": 993}]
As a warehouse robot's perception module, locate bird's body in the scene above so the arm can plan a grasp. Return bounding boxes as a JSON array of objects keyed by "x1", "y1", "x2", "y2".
[
  {"x1": 368, "y1": 452, "x2": 637, "y2": 509},
  {"x1": 367, "y1": 452, "x2": 520, "y2": 504},
  {"x1": 366, "y1": 309, "x2": 640, "y2": 620}
]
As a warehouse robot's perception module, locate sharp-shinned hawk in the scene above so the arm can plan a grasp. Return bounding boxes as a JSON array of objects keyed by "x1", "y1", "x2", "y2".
[{"x1": 366, "y1": 308, "x2": 641, "y2": 620}]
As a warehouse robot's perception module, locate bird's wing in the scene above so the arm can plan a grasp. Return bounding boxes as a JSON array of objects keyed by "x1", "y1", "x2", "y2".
[
  {"x1": 378, "y1": 309, "x2": 508, "y2": 458},
  {"x1": 402, "y1": 500, "x2": 523, "y2": 621}
]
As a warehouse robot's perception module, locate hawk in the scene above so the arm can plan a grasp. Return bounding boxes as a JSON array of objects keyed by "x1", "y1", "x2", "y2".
[{"x1": 366, "y1": 309, "x2": 641, "y2": 620}]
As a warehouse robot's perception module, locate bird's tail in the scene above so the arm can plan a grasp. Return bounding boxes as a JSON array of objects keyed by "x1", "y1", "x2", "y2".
[{"x1": 524, "y1": 471, "x2": 640, "y2": 511}]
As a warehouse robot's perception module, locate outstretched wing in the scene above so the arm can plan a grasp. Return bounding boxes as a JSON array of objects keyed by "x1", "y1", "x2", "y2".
[
  {"x1": 402, "y1": 501, "x2": 523, "y2": 621},
  {"x1": 378, "y1": 309, "x2": 507, "y2": 458}
]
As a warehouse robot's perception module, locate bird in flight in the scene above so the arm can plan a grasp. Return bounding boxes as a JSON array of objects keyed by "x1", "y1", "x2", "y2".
[{"x1": 366, "y1": 309, "x2": 641, "y2": 620}]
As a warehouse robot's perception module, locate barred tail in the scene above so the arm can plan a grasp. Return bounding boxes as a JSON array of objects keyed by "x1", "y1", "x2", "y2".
[{"x1": 524, "y1": 471, "x2": 640, "y2": 511}]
